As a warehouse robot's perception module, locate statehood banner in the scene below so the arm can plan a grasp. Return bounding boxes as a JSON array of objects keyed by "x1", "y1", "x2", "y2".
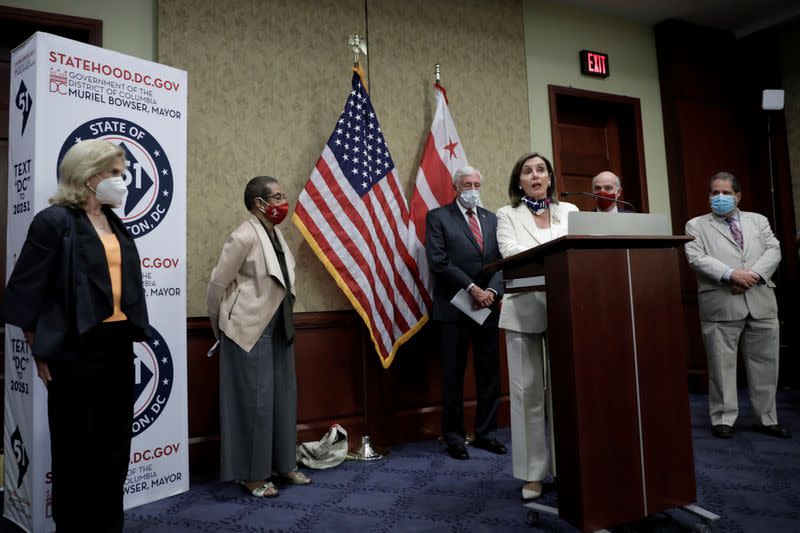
[{"x1": 5, "y1": 32, "x2": 188, "y2": 532}]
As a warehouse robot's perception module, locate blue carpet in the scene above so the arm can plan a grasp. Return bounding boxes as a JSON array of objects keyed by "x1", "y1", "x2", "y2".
[{"x1": 1, "y1": 390, "x2": 798, "y2": 532}]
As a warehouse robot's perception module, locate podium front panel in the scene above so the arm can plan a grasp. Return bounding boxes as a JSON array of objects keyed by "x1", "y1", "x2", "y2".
[{"x1": 543, "y1": 246, "x2": 695, "y2": 532}]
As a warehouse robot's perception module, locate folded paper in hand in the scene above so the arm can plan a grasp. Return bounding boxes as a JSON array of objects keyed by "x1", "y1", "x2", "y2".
[{"x1": 450, "y1": 289, "x2": 491, "y2": 325}]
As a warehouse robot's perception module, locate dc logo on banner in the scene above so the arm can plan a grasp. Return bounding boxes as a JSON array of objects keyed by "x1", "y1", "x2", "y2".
[
  {"x1": 15, "y1": 80, "x2": 33, "y2": 136},
  {"x1": 10, "y1": 426, "x2": 29, "y2": 488},
  {"x1": 57, "y1": 117, "x2": 174, "y2": 238},
  {"x1": 132, "y1": 326, "x2": 174, "y2": 436}
]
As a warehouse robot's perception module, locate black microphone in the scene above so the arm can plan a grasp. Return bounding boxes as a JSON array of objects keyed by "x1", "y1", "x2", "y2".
[{"x1": 560, "y1": 191, "x2": 636, "y2": 212}]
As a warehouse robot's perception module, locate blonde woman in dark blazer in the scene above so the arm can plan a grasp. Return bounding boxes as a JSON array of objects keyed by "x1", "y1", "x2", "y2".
[
  {"x1": 207, "y1": 176, "x2": 309, "y2": 497},
  {"x1": 496, "y1": 153, "x2": 577, "y2": 500},
  {"x1": 2, "y1": 139, "x2": 149, "y2": 531}
]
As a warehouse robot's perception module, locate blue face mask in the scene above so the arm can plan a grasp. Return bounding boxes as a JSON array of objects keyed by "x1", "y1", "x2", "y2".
[{"x1": 710, "y1": 194, "x2": 736, "y2": 215}]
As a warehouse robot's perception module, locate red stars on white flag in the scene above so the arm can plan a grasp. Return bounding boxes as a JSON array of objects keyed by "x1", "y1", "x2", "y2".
[{"x1": 408, "y1": 83, "x2": 469, "y2": 296}]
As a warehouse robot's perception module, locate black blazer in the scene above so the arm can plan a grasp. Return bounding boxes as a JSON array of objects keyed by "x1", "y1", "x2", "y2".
[
  {"x1": 2, "y1": 205, "x2": 150, "y2": 360},
  {"x1": 425, "y1": 201, "x2": 503, "y2": 322}
]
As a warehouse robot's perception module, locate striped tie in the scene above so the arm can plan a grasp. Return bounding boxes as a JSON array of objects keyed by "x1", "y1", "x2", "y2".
[
  {"x1": 467, "y1": 209, "x2": 483, "y2": 252},
  {"x1": 726, "y1": 217, "x2": 744, "y2": 250}
]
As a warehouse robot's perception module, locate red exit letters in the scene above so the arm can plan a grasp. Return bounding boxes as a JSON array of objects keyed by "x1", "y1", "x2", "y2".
[{"x1": 579, "y1": 50, "x2": 610, "y2": 78}]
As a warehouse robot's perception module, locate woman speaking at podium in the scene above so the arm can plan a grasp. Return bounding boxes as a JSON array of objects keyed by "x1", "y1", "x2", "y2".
[
  {"x1": 2, "y1": 139, "x2": 150, "y2": 531},
  {"x1": 496, "y1": 153, "x2": 577, "y2": 501}
]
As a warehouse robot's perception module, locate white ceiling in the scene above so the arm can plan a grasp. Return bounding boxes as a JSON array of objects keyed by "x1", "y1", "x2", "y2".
[{"x1": 551, "y1": 0, "x2": 800, "y2": 37}]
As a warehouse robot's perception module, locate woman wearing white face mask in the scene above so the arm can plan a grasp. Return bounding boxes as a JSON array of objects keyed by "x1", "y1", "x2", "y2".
[
  {"x1": 207, "y1": 175, "x2": 309, "y2": 498},
  {"x1": 2, "y1": 139, "x2": 150, "y2": 531}
]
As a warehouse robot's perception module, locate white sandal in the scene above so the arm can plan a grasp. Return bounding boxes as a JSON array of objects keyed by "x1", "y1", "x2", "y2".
[
  {"x1": 237, "y1": 480, "x2": 278, "y2": 497},
  {"x1": 282, "y1": 471, "x2": 311, "y2": 485}
]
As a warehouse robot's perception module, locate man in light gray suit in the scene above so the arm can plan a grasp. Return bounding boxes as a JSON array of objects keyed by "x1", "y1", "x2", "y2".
[{"x1": 685, "y1": 171, "x2": 790, "y2": 439}]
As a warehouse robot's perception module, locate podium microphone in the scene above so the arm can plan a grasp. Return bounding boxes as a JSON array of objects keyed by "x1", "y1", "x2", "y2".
[{"x1": 560, "y1": 191, "x2": 636, "y2": 212}]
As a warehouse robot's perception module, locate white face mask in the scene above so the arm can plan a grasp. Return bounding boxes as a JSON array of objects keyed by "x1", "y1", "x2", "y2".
[
  {"x1": 90, "y1": 176, "x2": 129, "y2": 208},
  {"x1": 458, "y1": 189, "x2": 480, "y2": 209}
]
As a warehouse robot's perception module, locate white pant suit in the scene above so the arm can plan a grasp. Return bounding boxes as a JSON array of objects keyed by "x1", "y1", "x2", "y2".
[{"x1": 496, "y1": 201, "x2": 577, "y2": 481}]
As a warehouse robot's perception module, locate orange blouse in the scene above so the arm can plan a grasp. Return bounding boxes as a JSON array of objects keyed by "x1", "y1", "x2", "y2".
[{"x1": 100, "y1": 233, "x2": 128, "y2": 322}]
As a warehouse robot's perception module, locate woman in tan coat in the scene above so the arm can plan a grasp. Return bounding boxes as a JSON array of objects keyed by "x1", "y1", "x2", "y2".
[{"x1": 207, "y1": 176, "x2": 309, "y2": 497}]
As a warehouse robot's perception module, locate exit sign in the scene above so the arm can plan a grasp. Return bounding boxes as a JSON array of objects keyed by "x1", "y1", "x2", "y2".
[{"x1": 580, "y1": 50, "x2": 609, "y2": 78}]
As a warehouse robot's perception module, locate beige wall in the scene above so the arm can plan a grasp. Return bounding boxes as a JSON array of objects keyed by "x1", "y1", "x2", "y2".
[
  {"x1": 159, "y1": 0, "x2": 531, "y2": 315},
  {"x1": 523, "y1": 0, "x2": 671, "y2": 223},
  {"x1": 3, "y1": 0, "x2": 156, "y2": 60},
  {"x1": 11, "y1": 0, "x2": 688, "y2": 316}
]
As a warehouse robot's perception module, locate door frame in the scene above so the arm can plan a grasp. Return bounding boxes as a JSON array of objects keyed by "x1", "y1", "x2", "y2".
[
  {"x1": 548, "y1": 84, "x2": 649, "y2": 212},
  {"x1": 0, "y1": 5, "x2": 102, "y2": 46}
]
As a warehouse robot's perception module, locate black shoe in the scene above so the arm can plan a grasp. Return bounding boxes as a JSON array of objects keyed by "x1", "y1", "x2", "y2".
[
  {"x1": 472, "y1": 437, "x2": 507, "y2": 455},
  {"x1": 711, "y1": 424, "x2": 734, "y2": 438},
  {"x1": 446, "y1": 442, "x2": 469, "y2": 460},
  {"x1": 752, "y1": 423, "x2": 792, "y2": 439}
]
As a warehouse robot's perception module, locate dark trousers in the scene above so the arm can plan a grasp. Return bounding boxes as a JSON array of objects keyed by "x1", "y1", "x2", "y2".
[
  {"x1": 437, "y1": 317, "x2": 501, "y2": 446},
  {"x1": 47, "y1": 322, "x2": 135, "y2": 533}
]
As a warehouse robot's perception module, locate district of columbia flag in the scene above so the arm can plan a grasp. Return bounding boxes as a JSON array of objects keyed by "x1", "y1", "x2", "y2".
[
  {"x1": 292, "y1": 67, "x2": 431, "y2": 369},
  {"x1": 408, "y1": 82, "x2": 469, "y2": 296}
]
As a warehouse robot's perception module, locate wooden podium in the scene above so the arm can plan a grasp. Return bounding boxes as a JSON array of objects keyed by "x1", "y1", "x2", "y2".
[{"x1": 494, "y1": 235, "x2": 696, "y2": 532}]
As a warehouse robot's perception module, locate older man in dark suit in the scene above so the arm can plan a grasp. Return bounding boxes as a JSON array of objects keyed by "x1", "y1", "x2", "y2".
[{"x1": 425, "y1": 166, "x2": 506, "y2": 460}]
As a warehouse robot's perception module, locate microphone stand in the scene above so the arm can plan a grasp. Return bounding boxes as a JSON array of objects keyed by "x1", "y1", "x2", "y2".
[{"x1": 560, "y1": 191, "x2": 636, "y2": 212}]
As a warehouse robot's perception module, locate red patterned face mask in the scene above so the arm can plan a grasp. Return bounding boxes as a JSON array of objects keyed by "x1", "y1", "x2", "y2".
[
  {"x1": 595, "y1": 191, "x2": 617, "y2": 211},
  {"x1": 264, "y1": 202, "x2": 289, "y2": 224}
]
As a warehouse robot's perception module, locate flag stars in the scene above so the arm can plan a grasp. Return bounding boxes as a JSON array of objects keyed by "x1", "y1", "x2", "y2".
[{"x1": 362, "y1": 181, "x2": 368, "y2": 189}]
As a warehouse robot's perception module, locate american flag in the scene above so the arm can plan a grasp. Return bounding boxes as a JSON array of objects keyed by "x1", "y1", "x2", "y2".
[
  {"x1": 408, "y1": 82, "x2": 469, "y2": 295},
  {"x1": 293, "y1": 69, "x2": 431, "y2": 368}
]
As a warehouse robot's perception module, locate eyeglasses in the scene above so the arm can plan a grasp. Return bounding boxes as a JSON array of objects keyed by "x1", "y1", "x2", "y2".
[{"x1": 260, "y1": 193, "x2": 288, "y2": 203}]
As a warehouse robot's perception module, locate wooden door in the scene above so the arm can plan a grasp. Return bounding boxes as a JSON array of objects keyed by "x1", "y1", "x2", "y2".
[{"x1": 549, "y1": 86, "x2": 648, "y2": 214}]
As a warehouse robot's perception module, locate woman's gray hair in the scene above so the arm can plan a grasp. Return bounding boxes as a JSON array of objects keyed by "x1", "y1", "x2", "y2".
[
  {"x1": 50, "y1": 139, "x2": 126, "y2": 207},
  {"x1": 451, "y1": 165, "x2": 482, "y2": 187}
]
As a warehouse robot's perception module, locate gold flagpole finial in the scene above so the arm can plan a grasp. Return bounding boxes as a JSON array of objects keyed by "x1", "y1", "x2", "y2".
[{"x1": 349, "y1": 33, "x2": 368, "y2": 67}]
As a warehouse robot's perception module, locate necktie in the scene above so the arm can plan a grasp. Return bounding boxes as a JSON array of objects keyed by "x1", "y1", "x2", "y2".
[
  {"x1": 467, "y1": 209, "x2": 483, "y2": 252},
  {"x1": 726, "y1": 217, "x2": 743, "y2": 250}
]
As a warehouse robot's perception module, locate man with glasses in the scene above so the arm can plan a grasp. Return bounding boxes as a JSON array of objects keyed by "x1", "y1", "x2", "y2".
[
  {"x1": 685, "y1": 171, "x2": 790, "y2": 440},
  {"x1": 425, "y1": 166, "x2": 506, "y2": 460}
]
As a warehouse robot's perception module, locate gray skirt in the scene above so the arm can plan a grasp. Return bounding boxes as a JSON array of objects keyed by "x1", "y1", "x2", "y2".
[{"x1": 219, "y1": 312, "x2": 297, "y2": 481}]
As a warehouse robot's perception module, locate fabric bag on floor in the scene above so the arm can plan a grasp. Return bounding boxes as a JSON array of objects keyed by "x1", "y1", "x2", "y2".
[{"x1": 296, "y1": 424, "x2": 348, "y2": 469}]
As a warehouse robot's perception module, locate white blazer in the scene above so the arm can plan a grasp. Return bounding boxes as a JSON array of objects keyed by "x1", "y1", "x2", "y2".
[
  {"x1": 684, "y1": 210, "x2": 780, "y2": 321},
  {"x1": 496, "y1": 201, "x2": 578, "y2": 333}
]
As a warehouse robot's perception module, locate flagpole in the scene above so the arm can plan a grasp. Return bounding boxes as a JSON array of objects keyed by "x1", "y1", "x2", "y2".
[{"x1": 345, "y1": 31, "x2": 387, "y2": 462}]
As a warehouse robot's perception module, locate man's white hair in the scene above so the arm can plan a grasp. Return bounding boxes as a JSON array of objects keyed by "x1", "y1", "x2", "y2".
[{"x1": 452, "y1": 165, "x2": 482, "y2": 187}]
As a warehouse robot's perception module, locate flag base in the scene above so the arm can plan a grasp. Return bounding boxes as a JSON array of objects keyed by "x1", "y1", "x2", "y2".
[{"x1": 347, "y1": 436, "x2": 387, "y2": 461}]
